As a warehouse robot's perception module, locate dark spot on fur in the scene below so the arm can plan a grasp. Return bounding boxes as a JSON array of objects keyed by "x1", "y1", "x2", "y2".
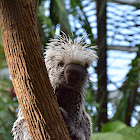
[{"x1": 58, "y1": 61, "x2": 64, "y2": 67}]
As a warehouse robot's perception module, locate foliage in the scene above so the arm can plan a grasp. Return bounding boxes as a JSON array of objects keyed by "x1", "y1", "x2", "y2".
[
  {"x1": 0, "y1": 80, "x2": 18, "y2": 140},
  {"x1": 37, "y1": 1, "x2": 55, "y2": 48},
  {"x1": 91, "y1": 121, "x2": 140, "y2": 140},
  {"x1": 114, "y1": 47, "x2": 140, "y2": 124},
  {"x1": 50, "y1": 0, "x2": 72, "y2": 37},
  {"x1": 68, "y1": 0, "x2": 96, "y2": 45},
  {"x1": 85, "y1": 81, "x2": 99, "y2": 131},
  {"x1": 0, "y1": 30, "x2": 7, "y2": 69}
]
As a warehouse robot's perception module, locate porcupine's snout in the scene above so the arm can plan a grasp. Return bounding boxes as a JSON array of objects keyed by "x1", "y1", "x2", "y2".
[{"x1": 64, "y1": 64, "x2": 83, "y2": 87}]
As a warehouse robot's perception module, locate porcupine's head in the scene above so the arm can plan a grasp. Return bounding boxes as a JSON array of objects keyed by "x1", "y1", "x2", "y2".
[{"x1": 44, "y1": 32, "x2": 97, "y2": 91}]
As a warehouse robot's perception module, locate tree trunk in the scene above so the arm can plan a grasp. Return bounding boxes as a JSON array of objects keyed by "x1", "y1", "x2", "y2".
[
  {"x1": 125, "y1": 83, "x2": 138, "y2": 126},
  {"x1": 0, "y1": 0, "x2": 71, "y2": 140},
  {"x1": 96, "y1": 0, "x2": 108, "y2": 131},
  {"x1": 124, "y1": 48, "x2": 140, "y2": 126}
]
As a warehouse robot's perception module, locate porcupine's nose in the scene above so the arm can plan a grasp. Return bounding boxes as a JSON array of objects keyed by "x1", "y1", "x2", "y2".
[{"x1": 64, "y1": 64, "x2": 83, "y2": 87}]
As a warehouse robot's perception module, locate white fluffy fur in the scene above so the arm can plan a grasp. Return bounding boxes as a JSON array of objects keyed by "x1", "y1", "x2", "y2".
[
  {"x1": 12, "y1": 108, "x2": 31, "y2": 140},
  {"x1": 44, "y1": 32, "x2": 97, "y2": 90},
  {"x1": 45, "y1": 32, "x2": 97, "y2": 67}
]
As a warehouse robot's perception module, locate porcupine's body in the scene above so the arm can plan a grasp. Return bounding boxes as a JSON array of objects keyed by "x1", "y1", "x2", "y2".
[{"x1": 12, "y1": 32, "x2": 97, "y2": 140}]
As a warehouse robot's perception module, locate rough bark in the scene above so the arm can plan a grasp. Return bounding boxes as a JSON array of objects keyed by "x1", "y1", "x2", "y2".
[
  {"x1": 0, "y1": 0, "x2": 71, "y2": 139},
  {"x1": 96, "y1": 0, "x2": 108, "y2": 131}
]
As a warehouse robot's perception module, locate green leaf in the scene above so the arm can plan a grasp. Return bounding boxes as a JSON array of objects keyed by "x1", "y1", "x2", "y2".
[
  {"x1": 117, "y1": 126, "x2": 140, "y2": 140},
  {"x1": 91, "y1": 132, "x2": 124, "y2": 140},
  {"x1": 101, "y1": 121, "x2": 127, "y2": 132}
]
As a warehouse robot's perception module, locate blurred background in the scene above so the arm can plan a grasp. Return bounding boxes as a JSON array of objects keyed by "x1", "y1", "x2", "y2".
[{"x1": 0, "y1": 0, "x2": 140, "y2": 139}]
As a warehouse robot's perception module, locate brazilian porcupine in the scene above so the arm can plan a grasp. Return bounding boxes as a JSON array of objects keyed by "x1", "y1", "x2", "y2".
[{"x1": 12, "y1": 32, "x2": 97, "y2": 140}]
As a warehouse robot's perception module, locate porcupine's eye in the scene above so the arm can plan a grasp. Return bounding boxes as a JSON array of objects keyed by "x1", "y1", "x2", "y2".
[
  {"x1": 84, "y1": 63, "x2": 89, "y2": 69},
  {"x1": 58, "y1": 61, "x2": 64, "y2": 67}
]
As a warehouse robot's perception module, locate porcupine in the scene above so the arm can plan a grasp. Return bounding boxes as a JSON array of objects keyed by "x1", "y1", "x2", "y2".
[{"x1": 12, "y1": 32, "x2": 97, "y2": 140}]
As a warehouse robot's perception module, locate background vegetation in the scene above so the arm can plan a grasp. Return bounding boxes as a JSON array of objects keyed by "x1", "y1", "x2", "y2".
[{"x1": 0, "y1": 0, "x2": 140, "y2": 139}]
